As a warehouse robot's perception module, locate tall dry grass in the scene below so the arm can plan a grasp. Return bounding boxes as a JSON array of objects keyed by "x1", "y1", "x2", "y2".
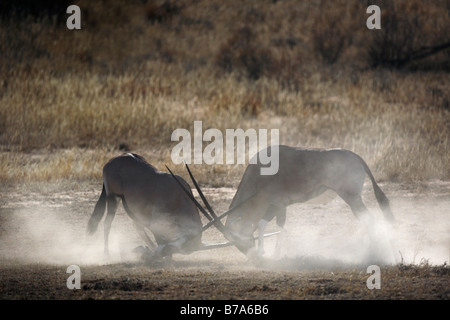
[{"x1": 0, "y1": 0, "x2": 448, "y2": 186}]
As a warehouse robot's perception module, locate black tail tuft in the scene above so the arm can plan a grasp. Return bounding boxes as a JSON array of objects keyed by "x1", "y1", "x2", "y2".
[
  {"x1": 359, "y1": 156, "x2": 396, "y2": 223},
  {"x1": 87, "y1": 184, "x2": 107, "y2": 234},
  {"x1": 372, "y1": 182, "x2": 396, "y2": 223}
]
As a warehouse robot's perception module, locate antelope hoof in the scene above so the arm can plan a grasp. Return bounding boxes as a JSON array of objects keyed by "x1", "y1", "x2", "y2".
[
  {"x1": 257, "y1": 247, "x2": 265, "y2": 257},
  {"x1": 246, "y1": 247, "x2": 263, "y2": 262},
  {"x1": 132, "y1": 245, "x2": 150, "y2": 254},
  {"x1": 133, "y1": 245, "x2": 155, "y2": 261}
]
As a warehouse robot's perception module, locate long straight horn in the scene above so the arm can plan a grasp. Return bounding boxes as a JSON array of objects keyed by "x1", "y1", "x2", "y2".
[
  {"x1": 184, "y1": 162, "x2": 217, "y2": 219},
  {"x1": 165, "y1": 165, "x2": 214, "y2": 222},
  {"x1": 183, "y1": 163, "x2": 231, "y2": 235},
  {"x1": 184, "y1": 163, "x2": 236, "y2": 236},
  {"x1": 198, "y1": 231, "x2": 281, "y2": 251},
  {"x1": 167, "y1": 165, "x2": 251, "y2": 255},
  {"x1": 183, "y1": 164, "x2": 252, "y2": 255}
]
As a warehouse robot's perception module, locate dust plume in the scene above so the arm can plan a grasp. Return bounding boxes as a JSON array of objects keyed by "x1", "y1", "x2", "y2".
[
  {"x1": 0, "y1": 182, "x2": 448, "y2": 270},
  {"x1": 0, "y1": 206, "x2": 143, "y2": 266},
  {"x1": 260, "y1": 186, "x2": 449, "y2": 269}
]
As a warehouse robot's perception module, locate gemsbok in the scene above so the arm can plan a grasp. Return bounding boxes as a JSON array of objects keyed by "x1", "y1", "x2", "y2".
[
  {"x1": 87, "y1": 153, "x2": 204, "y2": 258},
  {"x1": 180, "y1": 145, "x2": 395, "y2": 256}
]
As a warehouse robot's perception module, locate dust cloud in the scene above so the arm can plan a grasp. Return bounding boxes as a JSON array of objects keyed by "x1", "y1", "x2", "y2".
[
  {"x1": 0, "y1": 207, "x2": 143, "y2": 265},
  {"x1": 0, "y1": 182, "x2": 448, "y2": 269},
  {"x1": 260, "y1": 189, "x2": 449, "y2": 268}
]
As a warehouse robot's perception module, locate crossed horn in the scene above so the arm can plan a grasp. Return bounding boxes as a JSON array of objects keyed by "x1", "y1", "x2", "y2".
[{"x1": 166, "y1": 163, "x2": 278, "y2": 254}]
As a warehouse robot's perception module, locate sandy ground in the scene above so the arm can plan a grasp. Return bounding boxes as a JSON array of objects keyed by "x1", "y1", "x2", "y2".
[{"x1": 0, "y1": 179, "x2": 448, "y2": 300}]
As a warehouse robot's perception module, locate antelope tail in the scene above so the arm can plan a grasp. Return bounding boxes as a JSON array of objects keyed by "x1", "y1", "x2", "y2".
[
  {"x1": 87, "y1": 184, "x2": 107, "y2": 234},
  {"x1": 359, "y1": 157, "x2": 396, "y2": 223}
]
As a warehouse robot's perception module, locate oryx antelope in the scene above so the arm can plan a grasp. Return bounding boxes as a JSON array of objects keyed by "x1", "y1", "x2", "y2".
[
  {"x1": 227, "y1": 145, "x2": 395, "y2": 255},
  {"x1": 181, "y1": 145, "x2": 395, "y2": 257},
  {"x1": 87, "y1": 153, "x2": 203, "y2": 258}
]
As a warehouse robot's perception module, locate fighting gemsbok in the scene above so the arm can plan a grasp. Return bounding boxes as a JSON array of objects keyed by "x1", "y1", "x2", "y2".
[
  {"x1": 175, "y1": 145, "x2": 395, "y2": 257},
  {"x1": 87, "y1": 153, "x2": 204, "y2": 258},
  {"x1": 87, "y1": 153, "x2": 268, "y2": 259},
  {"x1": 88, "y1": 146, "x2": 394, "y2": 260}
]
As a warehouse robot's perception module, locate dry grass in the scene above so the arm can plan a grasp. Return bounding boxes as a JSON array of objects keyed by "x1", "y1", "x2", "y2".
[{"x1": 0, "y1": 0, "x2": 448, "y2": 186}]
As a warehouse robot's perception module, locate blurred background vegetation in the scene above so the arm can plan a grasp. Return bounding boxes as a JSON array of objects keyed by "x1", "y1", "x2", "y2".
[{"x1": 0, "y1": 0, "x2": 448, "y2": 184}]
